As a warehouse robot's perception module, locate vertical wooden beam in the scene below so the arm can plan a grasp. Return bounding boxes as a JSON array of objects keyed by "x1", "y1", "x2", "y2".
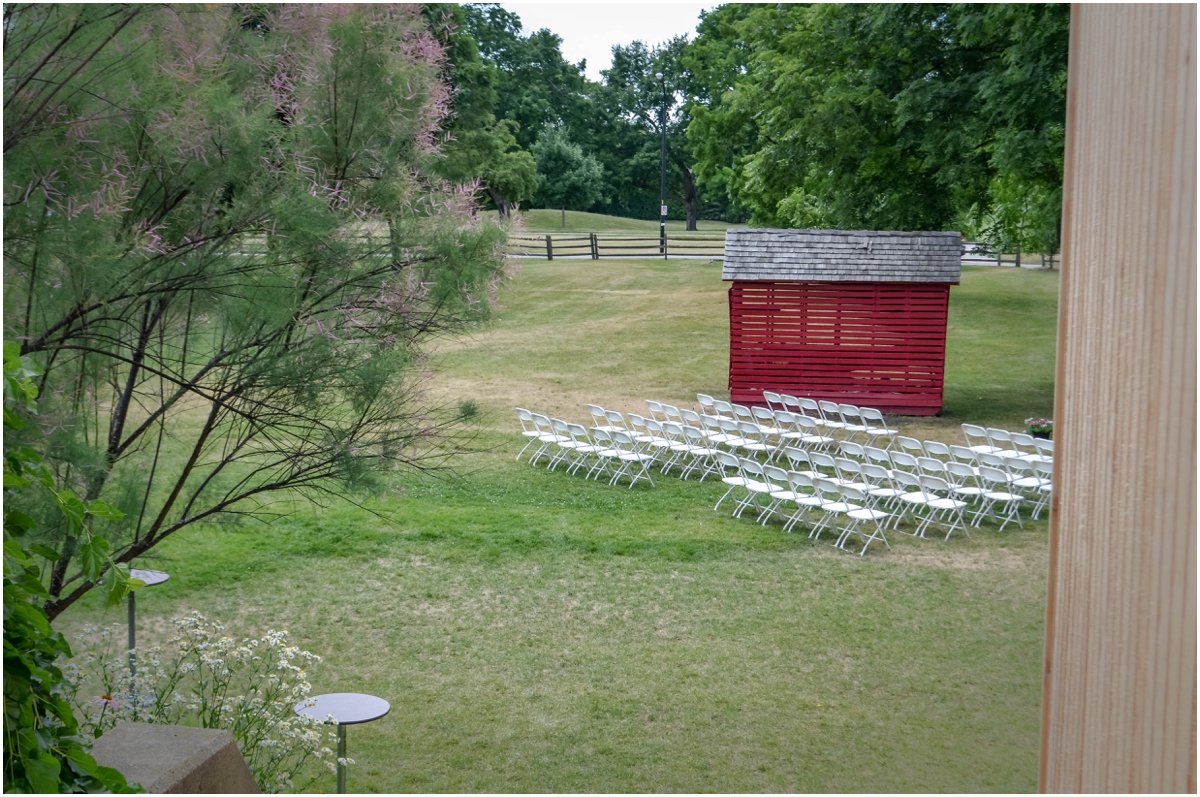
[{"x1": 1042, "y1": 4, "x2": 1196, "y2": 792}]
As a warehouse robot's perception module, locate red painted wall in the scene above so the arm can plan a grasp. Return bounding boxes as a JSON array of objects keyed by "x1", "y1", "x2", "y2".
[{"x1": 728, "y1": 281, "x2": 952, "y2": 415}]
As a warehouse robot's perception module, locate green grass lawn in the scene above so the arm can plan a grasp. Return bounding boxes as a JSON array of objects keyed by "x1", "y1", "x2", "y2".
[
  {"x1": 60, "y1": 259, "x2": 1057, "y2": 793},
  {"x1": 504, "y1": 208, "x2": 735, "y2": 234}
]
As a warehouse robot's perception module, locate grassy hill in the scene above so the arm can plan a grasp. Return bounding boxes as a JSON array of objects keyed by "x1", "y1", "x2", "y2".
[
  {"x1": 60, "y1": 258, "x2": 1056, "y2": 793},
  {"x1": 496, "y1": 208, "x2": 736, "y2": 234}
]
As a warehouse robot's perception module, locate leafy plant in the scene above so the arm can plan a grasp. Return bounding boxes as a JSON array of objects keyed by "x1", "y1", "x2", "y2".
[
  {"x1": 3, "y1": 344, "x2": 137, "y2": 793},
  {"x1": 65, "y1": 614, "x2": 335, "y2": 793},
  {"x1": 4, "y1": 5, "x2": 511, "y2": 620},
  {"x1": 1025, "y1": 417, "x2": 1054, "y2": 437}
]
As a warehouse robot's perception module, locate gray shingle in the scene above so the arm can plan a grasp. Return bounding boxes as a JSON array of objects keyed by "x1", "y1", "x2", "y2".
[{"x1": 721, "y1": 228, "x2": 963, "y2": 283}]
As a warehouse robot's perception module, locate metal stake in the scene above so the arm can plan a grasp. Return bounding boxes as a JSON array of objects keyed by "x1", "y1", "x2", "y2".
[{"x1": 337, "y1": 724, "x2": 348, "y2": 793}]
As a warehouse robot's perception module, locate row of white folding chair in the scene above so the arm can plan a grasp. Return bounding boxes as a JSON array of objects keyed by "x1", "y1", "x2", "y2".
[
  {"x1": 515, "y1": 408, "x2": 570, "y2": 465},
  {"x1": 628, "y1": 414, "x2": 726, "y2": 481},
  {"x1": 961, "y1": 423, "x2": 1053, "y2": 462},
  {"x1": 711, "y1": 453, "x2": 891, "y2": 555},
  {"x1": 647, "y1": 399, "x2": 789, "y2": 459},
  {"x1": 853, "y1": 437, "x2": 1050, "y2": 517},
  {"x1": 691, "y1": 397, "x2": 853, "y2": 452},
  {"x1": 822, "y1": 442, "x2": 1030, "y2": 531},
  {"x1": 774, "y1": 446, "x2": 975, "y2": 540},
  {"x1": 518, "y1": 407, "x2": 656, "y2": 487},
  {"x1": 760, "y1": 392, "x2": 898, "y2": 445}
]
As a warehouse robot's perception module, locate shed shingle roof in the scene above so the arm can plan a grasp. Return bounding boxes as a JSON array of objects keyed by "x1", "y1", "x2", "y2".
[{"x1": 722, "y1": 228, "x2": 962, "y2": 283}]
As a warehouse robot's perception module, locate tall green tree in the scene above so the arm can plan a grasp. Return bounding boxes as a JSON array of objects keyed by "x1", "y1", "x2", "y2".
[
  {"x1": 427, "y1": 4, "x2": 538, "y2": 217},
  {"x1": 462, "y1": 4, "x2": 591, "y2": 151},
  {"x1": 530, "y1": 126, "x2": 606, "y2": 227},
  {"x1": 3, "y1": 4, "x2": 509, "y2": 619},
  {"x1": 685, "y1": 3, "x2": 1068, "y2": 249},
  {"x1": 603, "y1": 38, "x2": 705, "y2": 229}
]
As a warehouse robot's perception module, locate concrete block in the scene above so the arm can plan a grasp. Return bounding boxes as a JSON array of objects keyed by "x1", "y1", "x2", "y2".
[{"x1": 92, "y1": 722, "x2": 260, "y2": 793}]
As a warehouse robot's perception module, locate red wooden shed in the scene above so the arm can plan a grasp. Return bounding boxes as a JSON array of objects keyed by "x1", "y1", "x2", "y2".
[{"x1": 723, "y1": 228, "x2": 962, "y2": 415}]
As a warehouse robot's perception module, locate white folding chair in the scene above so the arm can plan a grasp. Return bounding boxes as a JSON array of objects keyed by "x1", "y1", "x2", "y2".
[
  {"x1": 945, "y1": 460, "x2": 989, "y2": 525},
  {"x1": 894, "y1": 435, "x2": 926, "y2": 459},
  {"x1": 810, "y1": 477, "x2": 857, "y2": 541},
  {"x1": 888, "y1": 450, "x2": 920, "y2": 474},
  {"x1": 1030, "y1": 459, "x2": 1053, "y2": 519},
  {"x1": 838, "y1": 403, "x2": 870, "y2": 442},
  {"x1": 962, "y1": 423, "x2": 1001, "y2": 454},
  {"x1": 795, "y1": 397, "x2": 827, "y2": 427},
  {"x1": 604, "y1": 429, "x2": 656, "y2": 488},
  {"x1": 735, "y1": 420, "x2": 776, "y2": 459},
  {"x1": 587, "y1": 404, "x2": 622, "y2": 433},
  {"x1": 858, "y1": 407, "x2": 898, "y2": 446},
  {"x1": 562, "y1": 422, "x2": 605, "y2": 475},
  {"x1": 864, "y1": 445, "x2": 894, "y2": 471},
  {"x1": 918, "y1": 475, "x2": 970, "y2": 540},
  {"x1": 916, "y1": 456, "x2": 948, "y2": 478},
  {"x1": 515, "y1": 408, "x2": 542, "y2": 461},
  {"x1": 530, "y1": 413, "x2": 569, "y2": 467},
  {"x1": 977, "y1": 465, "x2": 1026, "y2": 531},
  {"x1": 947, "y1": 444, "x2": 980, "y2": 469},
  {"x1": 713, "y1": 450, "x2": 750, "y2": 512},
  {"x1": 678, "y1": 424, "x2": 722, "y2": 481},
  {"x1": 777, "y1": 470, "x2": 824, "y2": 534},
  {"x1": 756, "y1": 464, "x2": 793, "y2": 525},
  {"x1": 789, "y1": 414, "x2": 836, "y2": 450},
  {"x1": 779, "y1": 446, "x2": 820, "y2": 479},
  {"x1": 834, "y1": 456, "x2": 871, "y2": 490},
  {"x1": 836, "y1": 485, "x2": 892, "y2": 556},
  {"x1": 838, "y1": 440, "x2": 866, "y2": 460},
  {"x1": 711, "y1": 399, "x2": 735, "y2": 419},
  {"x1": 923, "y1": 440, "x2": 952, "y2": 460},
  {"x1": 859, "y1": 462, "x2": 906, "y2": 518},
  {"x1": 985, "y1": 427, "x2": 1021, "y2": 458},
  {"x1": 632, "y1": 415, "x2": 676, "y2": 468},
  {"x1": 817, "y1": 399, "x2": 849, "y2": 433},
  {"x1": 761, "y1": 391, "x2": 786, "y2": 412},
  {"x1": 751, "y1": 405, "x2": 784, "y2": 437},
  {"x1": 730, "y1": 457, "x2": 775, "y2": 519}
]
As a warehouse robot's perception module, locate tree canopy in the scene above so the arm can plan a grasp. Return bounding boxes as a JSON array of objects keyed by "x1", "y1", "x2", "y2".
[
  {"x1": 3, "y1": 4, "x2": 510, "y2": 618},
  {"x1": 685, "y1": 3, "x2": 1069, "y2": 250}
]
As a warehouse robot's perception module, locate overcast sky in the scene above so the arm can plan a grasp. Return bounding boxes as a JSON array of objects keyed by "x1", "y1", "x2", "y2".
[{"x1": 497, "y1": 2, "x2": 715, "y2": 81}]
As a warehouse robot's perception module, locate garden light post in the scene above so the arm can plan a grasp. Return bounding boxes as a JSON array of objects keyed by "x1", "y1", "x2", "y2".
[
  {"x1": 127, "y1": 568, "x2": 169, "y2": 718},
  {"x1": 656, "y1": 70, "x2": 667, "y2": 257}
]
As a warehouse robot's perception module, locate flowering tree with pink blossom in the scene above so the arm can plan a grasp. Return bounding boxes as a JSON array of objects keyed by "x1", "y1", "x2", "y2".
[{"x1": 4, "y1": 4, "x2": 510, "y2": 620}]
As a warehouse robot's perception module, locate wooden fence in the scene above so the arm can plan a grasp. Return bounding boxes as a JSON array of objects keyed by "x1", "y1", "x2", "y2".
[{"x1": 506, "y1": 232, "x2": 726, "y2": 260}]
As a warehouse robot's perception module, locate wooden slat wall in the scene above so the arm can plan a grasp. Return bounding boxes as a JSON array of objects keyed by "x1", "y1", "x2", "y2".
[
  {"x1": 728, "y1": 281, "x2": 950, "y2": 414},
  {"x1": 1041, "y1": 4, "x2": 1196, "y2": 792}
]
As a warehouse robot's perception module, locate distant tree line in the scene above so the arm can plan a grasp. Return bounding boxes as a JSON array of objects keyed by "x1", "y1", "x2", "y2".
[{"x1": 434, "y1": 2, "x2": 1069, "y2": 252}]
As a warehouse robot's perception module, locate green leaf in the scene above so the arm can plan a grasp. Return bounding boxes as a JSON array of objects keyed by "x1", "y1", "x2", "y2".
[
  {"x1": 86, "y1": 499, "x2": 125, "y2": 521},
  {"x1": 104, "y1": 568, "x2": 132, "y2": 606},
  {"x1": 54, "y1": 489, "x2": 87, "y2": 534},
  {"x1": 79, "y1": 537, "x2": 112, "y2": 581},
  {"x1": 24, "y1": 753, "x2": 62, "y2": 793},
  {"x1": 27, "y1": 542, "x2": 59, "y2": 561}
]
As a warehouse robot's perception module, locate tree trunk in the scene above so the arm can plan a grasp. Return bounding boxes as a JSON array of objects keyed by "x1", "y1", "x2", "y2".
[
  {"x1": 561, "y1": 206, "x2": 566, "y2": 228},
  {"x1": 488, "y1": 187, "x2": 511, "y2": 219},
  {"x1": 680, "y1": 163, "x2": 699, "y2": 231}
]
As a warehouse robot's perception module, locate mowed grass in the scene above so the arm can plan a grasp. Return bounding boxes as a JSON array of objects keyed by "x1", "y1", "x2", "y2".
[
  {"x1": 504, "y1": 208, "x2": 735, "y2": 234},
  {"x1": 60, "y1": 259, "x2": 1057, "y2": 793}
]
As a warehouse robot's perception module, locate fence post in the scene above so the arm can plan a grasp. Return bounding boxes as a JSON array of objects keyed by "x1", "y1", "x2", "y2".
[
  {"x1": 591, "y1": 233, "x2": 598, "y2": 260},
  {"x1": 663, "y1": 230, "x2": 668, "y2": 260},
  {"x1": 545, "y1": 235, "x2": 553, "y2": 261}
]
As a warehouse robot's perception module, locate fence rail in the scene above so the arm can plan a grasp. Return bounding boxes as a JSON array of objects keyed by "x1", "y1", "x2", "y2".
[{"x1": 507, "y1": 232, "x2": 726, "y2": 260}]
